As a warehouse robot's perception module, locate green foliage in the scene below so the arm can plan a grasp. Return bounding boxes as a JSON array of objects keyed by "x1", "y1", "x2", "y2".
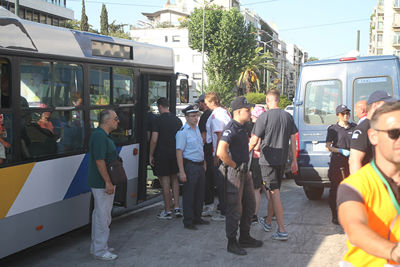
[
  {"x1": 108, "y1": 21, "x2": 131, "y2": 40},
  {"x1": 307, "y1": 56, "x2": 319, "y2": 62},
  {"x1": 80, "y1": 0, "x2": 89, "y2": 31},
  {"x1": 178, "y1": 17, "x2": 189, "y2": 28},
  {"x1": 100, "y1": 3, "x2": 109, "y2": 35},
  {"x1": 65, "y1": 20, "x2": 80, "y2": 30},
  {"x1": 156, "y1": 21, "x2": 173, "y2": 28},
  {"x1": 278, "y1": 95, "x2": 292, "y2": 109},
  {"x1": 244, "y1": 92, "x2": 265, "y2": 104},
  {"x1": 188, "y1": 7, "x2": 257, "y2": 102}
]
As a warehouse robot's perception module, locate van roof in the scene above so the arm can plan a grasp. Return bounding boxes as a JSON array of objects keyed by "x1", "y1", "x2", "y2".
[{"x1": 303, "y1": 55, "x2": 398, "y2": 66}]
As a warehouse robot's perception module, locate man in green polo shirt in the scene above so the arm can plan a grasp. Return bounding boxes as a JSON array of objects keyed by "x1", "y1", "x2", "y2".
[{"x1": 88, "y1": 109, "x2": 119, "y2": 261}]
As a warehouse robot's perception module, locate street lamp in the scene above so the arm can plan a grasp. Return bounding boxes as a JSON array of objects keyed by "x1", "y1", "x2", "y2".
[{"x1": 258, "y1": 40, "x2": 274, "y2": 90}]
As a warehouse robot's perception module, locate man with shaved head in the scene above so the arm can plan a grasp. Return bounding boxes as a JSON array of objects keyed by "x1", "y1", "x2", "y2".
[{"x1": 354, "y1": 100, "x2": 367, "y2": 124}]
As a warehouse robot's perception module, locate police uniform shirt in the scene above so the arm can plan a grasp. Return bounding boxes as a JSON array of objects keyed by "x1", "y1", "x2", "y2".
[
  {"x1": 350, "y1": 118, "x2": 373, "y2": 166},
  {"x1": 176, "y1": 123, "x2": 204, "y2": 162},
  {"x1": 220, "y1": 120, "x2": 249, "y2": 165},
  {"x1": 326, "y1": 122, "x2": 357, "y2": 151}
]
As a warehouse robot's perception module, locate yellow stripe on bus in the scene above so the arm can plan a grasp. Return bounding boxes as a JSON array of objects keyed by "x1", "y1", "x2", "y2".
[{"x1": 0, "y1": 163, "x2": 35, "y2": 219}]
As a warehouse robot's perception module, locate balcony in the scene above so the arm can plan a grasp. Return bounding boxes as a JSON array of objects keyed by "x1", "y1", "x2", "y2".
[{"x1": 393, "y1": 41, "x2": 400, "y2": 47}]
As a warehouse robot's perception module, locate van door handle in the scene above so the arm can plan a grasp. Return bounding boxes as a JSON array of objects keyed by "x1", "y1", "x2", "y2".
[{"x1": 294, "y1": 101, "x2": 303, "y2": 106}]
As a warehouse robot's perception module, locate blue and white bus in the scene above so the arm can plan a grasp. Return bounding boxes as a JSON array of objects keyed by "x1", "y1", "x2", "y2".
[{"x1": 0, "y1": 10, "x2": 178, "y2": 258}]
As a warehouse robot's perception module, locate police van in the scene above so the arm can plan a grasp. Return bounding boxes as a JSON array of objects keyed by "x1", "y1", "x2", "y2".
[{"x1": 293, "y1": 55, "x2": 400, "y2": 200}]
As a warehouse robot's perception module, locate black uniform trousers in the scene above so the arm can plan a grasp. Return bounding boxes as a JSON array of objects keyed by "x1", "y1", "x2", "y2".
[
  {"x1": 215, "y1": 164, "x2": 226, "y2": 215},
  {"x1": 328, "y1": 153, "x2": 350, "y2": 217},
  {"x1": 183, "y1": 162, "x2": 205, "y2": 226},
  {"x1": 223, "y1": 165, "x2": 255, "y2": 239},
  {"x1": 204, "y1": 143, "x2": 214, "y2": 205}
]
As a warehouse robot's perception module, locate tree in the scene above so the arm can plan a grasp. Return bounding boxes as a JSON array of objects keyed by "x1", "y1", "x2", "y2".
[
  {"x1": 188, "y1": 7, "x2": 256, "y2": 106},
  {"x1": 237, "y1": 47, "x2": 276, "y2": 94},
  {"x1": 307, "y1": 56, "x2": 319, "y2": 62},
  {"x1": 100, "y1": 3, "x2": 109, "y2": 35},
  {"x1": 65, "y1": 19, "x2": 80, "y2": 30},
  {"x1": 108, "y1": 21, "x2": 131, "y2": 39},
  {"x1": 80, "y1": 0, "x2": 89, "y2": 31}
]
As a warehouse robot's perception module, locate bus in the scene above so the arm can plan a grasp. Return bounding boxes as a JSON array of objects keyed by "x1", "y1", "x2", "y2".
[{"x1": 0, "y1": 11, "x2": 179, "y2": 258}]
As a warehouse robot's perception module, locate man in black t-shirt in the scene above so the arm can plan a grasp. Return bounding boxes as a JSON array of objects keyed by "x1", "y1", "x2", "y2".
[
  {"x1": 217, "y1": 96, "x2": 262, "y2": 256},
  {"x1": 249, "y1": 90, "x2": 298, "y2": 241},
  {"x1": 349, "y1": 91, "x2": 396, "y2": 174},
  {"x1": 149, "y1": 97, "x2": 183, "y2": 219},
  {"x1": 196, "y1": 94, "x2": 214, "y2": 209}
]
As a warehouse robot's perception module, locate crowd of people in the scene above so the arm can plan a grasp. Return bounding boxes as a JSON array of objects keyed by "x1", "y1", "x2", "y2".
[{"x1": 87, "y1": 89, "x2": 400, "y2": 265}]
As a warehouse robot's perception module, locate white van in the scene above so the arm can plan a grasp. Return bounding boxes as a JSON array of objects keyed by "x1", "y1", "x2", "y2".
[{"x1": 293, "y1": 55, "x2": 400, "y2": 200}]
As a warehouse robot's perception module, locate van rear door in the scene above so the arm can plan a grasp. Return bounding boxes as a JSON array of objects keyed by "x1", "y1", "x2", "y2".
[{"x1": 295, "y1": 63, "x2": 346, "y2": 188}]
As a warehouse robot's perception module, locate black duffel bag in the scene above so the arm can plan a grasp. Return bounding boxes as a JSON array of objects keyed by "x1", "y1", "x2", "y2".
[{"x1": 107, "y1": 156, "x2": 128, "y2": 185}]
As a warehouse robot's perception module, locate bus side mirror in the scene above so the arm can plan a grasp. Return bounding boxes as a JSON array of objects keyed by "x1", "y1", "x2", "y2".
[{"x1": 179, "y1": 79, "x2": 189, "y2": 103}]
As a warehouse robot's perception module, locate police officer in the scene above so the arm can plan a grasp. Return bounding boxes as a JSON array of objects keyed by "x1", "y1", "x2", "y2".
[
  {"x1": 176, "y1": 105, "x2": 209, "y2": 230},
  {"x1": 216, "y1": 96, "x2": 263, "y2": 256},
  {"x1": 325, "y1": 104, "x2": 356, "y2": 224}
]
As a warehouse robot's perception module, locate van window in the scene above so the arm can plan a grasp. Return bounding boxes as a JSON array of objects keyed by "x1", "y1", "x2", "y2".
[
  {"x1": 353, "y1": 76, "x2": 393, "y2": 122},
  {"x1": 304, "y1": 80, "x2": 341, "y2": 125}
]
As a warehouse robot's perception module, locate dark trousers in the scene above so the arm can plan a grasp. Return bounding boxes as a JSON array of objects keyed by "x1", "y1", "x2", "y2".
[
  {"x1": 204, "y1": 143, "x2": 214, "y2": 205},
  {"x1": 183, "y1": 162, "x2": 205, "y2": 226},
  {"x1": 224, "y1": 166, "x2": 255, "y2": 239},
  {"x1": 328, "y1": 155, "x2": 350, "y2": 217},
  {"x1": 215, "y1": 164, "x2": 226, "y2": 215}
]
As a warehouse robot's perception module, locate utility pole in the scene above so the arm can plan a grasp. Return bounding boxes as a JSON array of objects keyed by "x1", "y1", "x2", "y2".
[
  {"x1": 356, "y1": 30, "x2": 360, "y2": 52},
  {"x1": 15, "y1": 0, "x2": 19, "y2": 16}
]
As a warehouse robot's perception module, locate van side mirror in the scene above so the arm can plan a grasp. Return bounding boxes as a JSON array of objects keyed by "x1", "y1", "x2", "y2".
[{"x1": 179, "y1": 79, "x2": 189, "y2": 103}]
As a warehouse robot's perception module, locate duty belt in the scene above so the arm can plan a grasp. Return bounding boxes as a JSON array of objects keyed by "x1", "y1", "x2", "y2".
[{"x1": 183, "y1": 158, "x2": 204, "y2": 166}]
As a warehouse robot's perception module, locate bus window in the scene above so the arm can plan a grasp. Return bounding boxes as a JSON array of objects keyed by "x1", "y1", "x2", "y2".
[
  {"x1": 111, "y1": 107, "x2": 136, "y2": 144},
  {"x1": 53, "y1": 63, "x2": 83, "y2": 107},
  {"x1": 113, "y1": 67, "x2": 135, "y2": 105},
  {"x1": 304, "y1": 80, "x2": 342, "y2": 125},
  {"x1": 148, "y1": 80, "x2": 169, "y2": 114},
  {"x1": 20, "y1": 60, "x2": 51, "y2": 107},
  {"x1": 90, "y1": 66, "x2": 110, "y2": 106},
  {"x1": 353, "y1": 76, "x2": 393, "y2": 122},
  {"x1": 0, "y1": 113, "x2": 12, "y2": 165},
  {"x1": 0, "y1": 60, "x2": 11, "y2": 108},
  {"x1": 21, "y1": 110, "x2": 84, "y2": 158}
]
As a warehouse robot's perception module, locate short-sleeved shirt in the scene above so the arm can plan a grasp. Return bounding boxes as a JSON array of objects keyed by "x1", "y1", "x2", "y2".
[
  {"x1": 199, "y1": 109, "x2": 211, "y2": 134},
  {"x1": 350, "y1": 118, "x2": 372, "y2": 166},
  {"x1": 326, "y1": 123, "x2": 357, "y2": 150},
  {"x1": 176, "y1": 123, "x2": 204, "y2": 162},
  {"x1": 206, "y1": 107, "x2": 231, "y2": 155},
  {"x1": 153, "y1": 112, "x2": 183, "y2": 158},
  {"x1": 220, "y1": 120, "x2": 249, "y2": 165},
  {"x1": 254, "y1": 108, "x2": 298, "y2": 166},
  {"x1": 88, "y1": 127, "x2": 118, "y2": 188}
]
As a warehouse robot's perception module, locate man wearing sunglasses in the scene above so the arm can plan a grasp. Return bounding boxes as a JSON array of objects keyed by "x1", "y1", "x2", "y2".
[
  {"x1": 349, "y1": 91, "x2": 396, "y2": 174},
  {"x1": 338, "y1": 101, "x2": 400, "y2": 266}
]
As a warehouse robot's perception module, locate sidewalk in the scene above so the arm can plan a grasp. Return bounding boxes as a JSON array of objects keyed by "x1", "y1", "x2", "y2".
[{"x1": 1, "y1": 179, "x2": 347, "y2": 267}]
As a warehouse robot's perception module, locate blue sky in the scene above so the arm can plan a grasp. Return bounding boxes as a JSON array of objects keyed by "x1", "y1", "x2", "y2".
[{"x1": 67, "y1": 0, "x2": 377, "y2": 59}]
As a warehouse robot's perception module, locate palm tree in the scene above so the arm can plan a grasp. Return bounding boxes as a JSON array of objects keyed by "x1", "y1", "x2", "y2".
[{"x1": 237, "y1": 47, "x2": 276, "y2": 94}]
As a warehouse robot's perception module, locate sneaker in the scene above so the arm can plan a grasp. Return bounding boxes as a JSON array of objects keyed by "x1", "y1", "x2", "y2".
[
  {"x1": 211, "y1": 213, "x2": 225, "y2": 221},
  {"x1": 201, "y1": 205, "x2": 214, "y2": 217},
  {"x1": 271, "y1": 230, "x2": 289, "y2": 241},
  {"x1": 227, "y1": 239, "x2": 247, "y2": 256},
  {"x1": 264, "y1": 215, "x2": 276, "y2": 221},
  {"x1": 90, "y1": 248, "x2": 114, "y2": 255},
  {"x1": 258, "y1": 217, "x2": 272, "y2": 232},
  {"x1": 251, "y1": 215, "x2": 258, "y2": 224},
  {"x1": 157, "y1": 210, "x2": 173, "y2": 220},
  {"x1": 93, "y1": 251, "x2": 118, "y2": 261},
  {"x1": 174, "y1": 208, "x2": 183, "y2": 218}
]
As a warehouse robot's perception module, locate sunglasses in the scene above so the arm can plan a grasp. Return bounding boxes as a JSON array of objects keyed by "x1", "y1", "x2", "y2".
[
  {"x1": 374, "y1": 128, "x2": 400, "y2": 140},
  {"x1": 340, "y1": 112, "x2": 350, "y2": 115}
]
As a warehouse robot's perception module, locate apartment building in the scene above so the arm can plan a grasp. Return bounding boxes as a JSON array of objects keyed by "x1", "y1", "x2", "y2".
[{"x1": 369, "y1": 0, "x2": 400, "y2": 56}]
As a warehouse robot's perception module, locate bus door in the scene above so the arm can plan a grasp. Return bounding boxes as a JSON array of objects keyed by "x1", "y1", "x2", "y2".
[{"x1": 137, "y1": 73, "x2": 176, "y2": 202}]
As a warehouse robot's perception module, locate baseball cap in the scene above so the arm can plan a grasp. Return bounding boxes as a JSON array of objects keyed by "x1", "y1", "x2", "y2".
[
  {"x1": 336, "y1": 104, "x2": 350, "y2": 114},
  {"x1": 195, "y1": 94, "x2": 205, "y2": 104},
  {"x1": 251, "y1": 106, "x2": 266, "y2": 118},
  {"x1": 182, "y1": 105, "x2": 199, "y2": 115},
  {"x1": 367, "y1": 90, "x2": 396, "y2": 105},
  {"x1": 231, "y1": 96, "x2": 254, "y2": 112}
]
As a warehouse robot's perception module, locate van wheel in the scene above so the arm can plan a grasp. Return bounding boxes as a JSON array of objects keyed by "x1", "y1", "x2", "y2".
[{"x1": 303, "y1": 186, "x2": 324, "y2": 200}]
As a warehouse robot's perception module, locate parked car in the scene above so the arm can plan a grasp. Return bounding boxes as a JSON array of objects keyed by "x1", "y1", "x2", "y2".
[
  {"x1": 284, "y1": 105, "x2": 294, "y2": 115},
  {"x1": 293, "y1": 55, "x2": 400, "y2": 200}
]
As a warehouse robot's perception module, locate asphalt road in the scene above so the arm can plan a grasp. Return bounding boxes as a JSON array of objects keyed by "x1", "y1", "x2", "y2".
[{"x1": 1, "y1": 179, "x2": 347, "y2": 267}]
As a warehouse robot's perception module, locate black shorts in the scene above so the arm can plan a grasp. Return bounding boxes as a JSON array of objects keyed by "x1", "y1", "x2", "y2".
[
  {"x1": 260, "y1": 165, "x2": 284, "y2": 191},
  {"x1": 250, "y1": 158, "x2": 262, "y2": 189},
  {"x1": 154, "y1": 155, "x2": 179, "y2": 177}
]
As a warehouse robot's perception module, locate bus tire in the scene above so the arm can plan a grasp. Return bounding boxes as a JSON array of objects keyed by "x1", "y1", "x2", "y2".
[{"x1": 303, "y1": 186, "x2": 324, "y2": 200}]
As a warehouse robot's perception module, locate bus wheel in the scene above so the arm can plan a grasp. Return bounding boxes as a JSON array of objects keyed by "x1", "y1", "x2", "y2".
[{"x1": 303, "y1": 186, "x2": 324, "y2": 200}]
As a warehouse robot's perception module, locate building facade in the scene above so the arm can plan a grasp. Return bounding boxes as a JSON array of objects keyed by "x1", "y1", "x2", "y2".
[
  {"x1": 0, "y1": 0, "x2": 74, "y2": 27},
  {"x1": 369, "y1": 0, "x2": 400, "y2": 57}
]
